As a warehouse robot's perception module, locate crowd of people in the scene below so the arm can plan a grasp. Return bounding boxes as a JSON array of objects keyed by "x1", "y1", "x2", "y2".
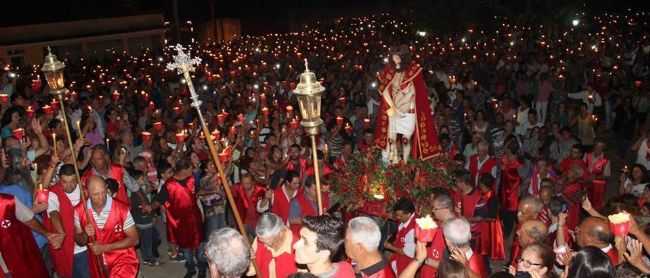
[{"x1": 1, "y1": 9, "x2": 650, "y2": 278}]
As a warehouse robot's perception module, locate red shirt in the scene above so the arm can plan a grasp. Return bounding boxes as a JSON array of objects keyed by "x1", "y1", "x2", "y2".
[{"x1": 420, "y1": 227, "x2": 446, "y2": 278}]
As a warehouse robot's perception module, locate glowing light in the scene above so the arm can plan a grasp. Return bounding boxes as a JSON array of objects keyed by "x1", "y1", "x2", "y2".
[
  {"x1": 572, "y1": 19, "x2": 580, "y2": 26},
  {"x1": 416, "y1": 31, "x2": 427, "y2": 37}
]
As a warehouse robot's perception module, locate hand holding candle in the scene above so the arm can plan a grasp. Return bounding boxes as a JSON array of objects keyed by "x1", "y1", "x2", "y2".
[
  {"x1": 608, "y1": 212, "x2": 631, "y2": 237},
  {"x1": 415, "y1": 215, "x2": 438, "y2": 242}
]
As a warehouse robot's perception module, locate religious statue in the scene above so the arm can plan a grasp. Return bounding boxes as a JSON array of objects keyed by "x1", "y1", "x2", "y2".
[{"x1": 374, "y1": 45, "x2": 440, "y2": 164}]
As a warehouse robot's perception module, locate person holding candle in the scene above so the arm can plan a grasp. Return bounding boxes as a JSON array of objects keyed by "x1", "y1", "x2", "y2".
[
  {"x1": 257, "y1": 170, "x2": 301, "y2": 223},
  {"x1": 0, "y1": 106, "x2": 23, "y2": 139},
  {"x1": 82, "y1": 145, "x2": 142, "y2": 205},
  {"x1": 73, "y1": 176, "x2": 140, "y2": 278},
  {"x1": 384, "y1": 198, "x2": 417, "y2": 275},
  {"x1": 44, "y1": 164, "x2": 91, "y2": 278},
  {"x1": 233, "y1": 173, "x2": 266, "y2": 235}
]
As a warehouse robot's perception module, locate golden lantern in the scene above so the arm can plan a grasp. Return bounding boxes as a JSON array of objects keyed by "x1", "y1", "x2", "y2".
[
  {"x1": 41, "y1": 47, "x2": 66, "y2": 95},
  {"x1": 294, "y1": 59, "x2": 324, "y2": 136},
  {"x1": 295, "y1": 59, "x2": 325, "y2": 214}
]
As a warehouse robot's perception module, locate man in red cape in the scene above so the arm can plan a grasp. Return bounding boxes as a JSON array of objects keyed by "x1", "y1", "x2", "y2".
[
  {"x1": 233, "y1": 173, "x2": 267, "y2": 232},
  {"x1": 0, "y1": 193, "x2": 63, "y2": 278},
  {"x1": 149, "y1": 158, "x2": 204, "y2": 277},
  {"x1": 374, "y1": 45, "x2": 440, "y2": 163},
  {"x1": 82, "y1": 145, "x2": 141, "y2": 205},
  {"x1": 74, "y1": 176, "x2": 139, "y2": 278}
]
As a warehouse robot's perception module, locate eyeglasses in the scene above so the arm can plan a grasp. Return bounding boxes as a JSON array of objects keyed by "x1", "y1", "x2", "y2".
[{"x1": 517, "y1": 258, "x2": 543, "y2": 268}]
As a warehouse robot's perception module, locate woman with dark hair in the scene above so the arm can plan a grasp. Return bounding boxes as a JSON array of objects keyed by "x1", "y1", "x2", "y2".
[
  {"x1": 0, "y1": 106, "x2": 24, "y2": 139},
  {"x1": 500, "y1": 138, "x2": 525, "y2": 235},
  {"x1": 562, "y1": 246, "x2": 614, "y2": 278}
]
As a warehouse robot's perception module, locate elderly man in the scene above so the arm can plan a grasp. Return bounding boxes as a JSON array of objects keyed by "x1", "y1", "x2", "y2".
[
  {"x1": 82, "y1": 145, "x2": 141, "y2": 205},
  {"x1": 293, "y1": 215, "x2": 354, "y2": 277},
  {"x1": 442, "y1": 218, "x2": 488, "y2": 278},
  {"x1": 344, "y1": 216, "x2": 395, "y2": 278},
  {"x1": 510, "y1": 197, "x2": 545, "y2": 266},
  {"x1": 206, "y1": 228, "x2": 251, "y2": 278},
  {"x1": 74, "y1": 176, "x2": 139, "y2": 278},
  {"x1": 511, "y1": 220, "x2": 548, "y2": 267},
  {"x1": 465, "y1": 140, "x2": 498, "y2": 187},
  {"x1": 420, "y1": 191, "x2": 456, "y2": 277},
  {"x1": 251, "y1": 213, "x2": 297, "y2": 278},
  {"x1": 576, "y1": 217, "x2": 620, "y2": 266}
]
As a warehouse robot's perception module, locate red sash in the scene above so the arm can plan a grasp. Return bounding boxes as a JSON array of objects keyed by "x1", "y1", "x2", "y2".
[
  {"x1": 234, "y1": 185, "x2": 266, "y2": 228},
  {"x1": 468, "y1": 155, "x2": 497, "y2": 187},
  {"x1": 255, "y1": 233, "x2": 298, "y2": 278},
  {"x1": 271, "y1": 186, "x2": 296, "y2": 223},
  {"x1": 44, "y1": 184, "x2": 75, "y2": 278},
  {"x1": 585, "y1": 153, "x2": 609, "y2": 209},
  {"x1": 163, "y1": 177, "x2": 203, "y2": 249},
  {"x1": 468, "y1": 252, "x2": 489, "y2": 278},
  {"x1": 476, "y1": 218, "x2": 506, "y2": 261},
  {"x1": 82, "y1": 164, "x2": 129, "y2": 204},
  {"x1": 419, "y1": 228, "x2": 445, "y2": 278},
  {"x1": 500, "y1": 157, "x2": 522, "y2": 211},
  {"x1": 0, "y1": 193, "x2": 49, "y2": 278},
  {"x1": 290, "y1": 192, "x2": 330, "y2": 234},
  {"x1": 75, "y1": 199, "x2": 139, "y2": 278},
  {"x1": 391, "y1": 215, "x2": 416, "y2": 274}
]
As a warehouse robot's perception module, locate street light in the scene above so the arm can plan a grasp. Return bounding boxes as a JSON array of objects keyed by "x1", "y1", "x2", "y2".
[
  {"x1": 294, "y1": 59, "x2": 325, "y2": 214},
  {"x1": 41, "y1": 47, "x2": 66, "y2": 95}
]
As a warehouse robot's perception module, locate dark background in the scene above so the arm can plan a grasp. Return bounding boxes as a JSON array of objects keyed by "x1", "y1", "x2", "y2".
[{"x1": 2, "y1": 0, "x2": 649, "y2": 33}]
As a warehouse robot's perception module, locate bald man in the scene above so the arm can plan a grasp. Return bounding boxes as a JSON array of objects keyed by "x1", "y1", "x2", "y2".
[
  {"x1": 510, "y1": 197, "x2": 545, "y2": 266},
  {"x1": 511, "y1": 220, "x2": 548, "y2": 266},
  {"x1": 74, "y1": 176, "x2": 140, "y2": 278},
  {"x1": 576, "y1": 217, "x2": 619, "y2": 266}
]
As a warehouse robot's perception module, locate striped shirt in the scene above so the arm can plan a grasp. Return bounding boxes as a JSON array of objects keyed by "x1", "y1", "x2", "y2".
[{"x1": 74, "y1": 196, "x2": 134, "y2": 230}]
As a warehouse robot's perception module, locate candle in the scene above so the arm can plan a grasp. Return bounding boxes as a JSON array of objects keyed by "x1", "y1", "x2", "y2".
[
  {"x1": 217, "y1": 113, "x2": 226, "y2": 125},
  {"x1": 76, "y1": 120, "x2": 83, "y2": 139},
  {"x1": 43, "y1": 105, "x2": 53, "y2": 115},
  {"x1": 290, "y1": 119, "x2": 300, "y2": 129},
  {"x1": 106, "y1": 138, "x2": 110, "y2": 148},
  {"x1": 112, "y1": 91, "x2": 120, "y2": 102},
  {"x1": 0, "y1": 93, "x2": 8, "y2": 104},
  {"x1": 261, "y1": 107, "x2": 270, "y2": 116},
  {"x1": 260, "y1": 93, "x2": 267, "y2": 104},
  {"x1": 141, "y1": 131, "x2": 152, "y2": 142},
  {"x1": 51, "y1": 99, "x2": 60, "y2": 111},
  {"x1": 26, "y1": 106, "x2": 34, "y2": 118},
  {"x1": 336, "y1": 116, "x2": 344, "y2": 126},
  {"x1": 148, "y1": 101, "x2": 155, "y2": 110},
  {"x1": 153, "y1": 121, "x2": 163, "y2": 132},
  {"x1": 52, "y1": 133, "x2": 57, "y2": 155},
  {"x1": 363, "y1": 118, "x2": 371, "y2": 129},
  {"x1": 12, "y1": 128, "x2": 24, "y2": 141},
  {"x1": 35, "y1": 183, "x2": 49, "y2": 204},
  {"x1": 176, "y1": 132, "x2": 185, "y2": 144},
  {"x1": 229, "y1": 126, "x2": 237, "y2": 136}
]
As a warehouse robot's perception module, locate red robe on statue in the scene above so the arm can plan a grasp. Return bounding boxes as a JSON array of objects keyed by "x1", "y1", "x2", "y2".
[
  {"x1": 82, "y1": 164, "x2": 129, "y2": 204},
  {"x1": 163, "y1": 177, "x2": 203, "y2": 249},
  {"x1": 374, "y1": 62, "x2": 441, "y2": 160},
  {"x1": 44, "y1": 184, "x2": 75, "y2": 278},
  {"x1": 234, "y1": 184, "x2": 266, "y2": 229},
  {"x1": 0, "y1": 193, "x2": 49, "y2": 278},
  {"x1": 500, "y1": 157, "x2": 522, "y2": 212},
  {"x1": 74, "y1": 199, "x2": 139, "y2": 278}
]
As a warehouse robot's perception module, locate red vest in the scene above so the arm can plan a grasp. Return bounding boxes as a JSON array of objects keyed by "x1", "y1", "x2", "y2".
[
  {"x1": 459, "y1": 189, "x2": 482, "y2": 218},
  {"x1": 163, "y1": 177, "x2": 203, "y2": 249},
  {"x1": 468, "y1": 155, "x2": 497, "y2": 187},
  {"x1": 585, "y1": 153, "x2": 609, "y2": 209},
  {"x1": 255, "y1": 233, "x2": 298, "y2": 278},
  {"x1": 83, "y1": 164, "x2": 129, "y2": 204},
  {"x1": 271, "y1": 186, "x2": 296, "y2": 223},
  {"x1": 419, "y1": 227, "x2": 446, "y2": 278},
  {"x1": 559, "y1": 158, "x2": 587, "y2": 176},
  {"x1": 0, "y1": 193, "x2": 49, "y2": 278},
  {"x1": 500, "y1": 157, "x2": 522, "y2": 211},
  {"x1": 360, "y1": 262, "x2": 395, "y2": 278},
  {"x1": 606, "y1": 247, "x2": 620, "y2": 266},
  {"x1": 234, "y1": 184, "x2": 266, "y2": 228},
  {"x1": 468, "y1": 251, "x2": 489, "y2": 278},
  {"x1": 75, "y1": 199, "x2": 138, "y2": 278},
  {"x1": 562, "y1": 182, "x2": 584, "y2": 231},
  {"x1": 290, "y1": 191, "x2": 330, "y2": 234},
  {"x1": 44, "y1": 184, "x2": 75, "y2": 278},
  {"x1": 391, "y1": 215, "x2": 416, "y2": 274}
]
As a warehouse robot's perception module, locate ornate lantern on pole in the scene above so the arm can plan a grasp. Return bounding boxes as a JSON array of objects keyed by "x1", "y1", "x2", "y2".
[
  {"x1": 294, "y1": 59, "x2": 325, "y2": 215},
  {"x1": 41, "y1": 46, "x2": 106, "y2": 276}
]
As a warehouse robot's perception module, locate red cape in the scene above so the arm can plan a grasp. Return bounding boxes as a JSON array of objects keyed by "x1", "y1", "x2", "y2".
[{"x1": 374, "y1": 62, "x2": 441, "y2": 160}]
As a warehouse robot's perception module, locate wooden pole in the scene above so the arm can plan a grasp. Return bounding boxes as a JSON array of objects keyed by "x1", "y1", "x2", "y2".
[
  {"x1": 180, "y1": 68, "x2": 258, "y2": 273},
  {"x1": 56, "y1": 93, "x2": 107, "y2": 277},
  {"x1": 310, "y1": 135, "x2": 323, "y2": 215}
]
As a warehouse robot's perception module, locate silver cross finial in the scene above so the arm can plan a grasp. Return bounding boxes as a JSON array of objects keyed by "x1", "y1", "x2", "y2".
[{"x1": 166, "y1": 44, "x2": 202, "y2": 74}]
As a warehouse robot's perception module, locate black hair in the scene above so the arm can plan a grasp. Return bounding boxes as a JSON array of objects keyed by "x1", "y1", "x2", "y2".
[
  {"x1": 129, "y1": 169, "x2": 145, "y2": 181},
  {"x1": 479, "y1": 174, "x2": 495, "y2": 188},
  {"x1": 453, "y1": 169, "x2": 473, "y2": 185},
  {"x1": 392, "y1": 197, "x2": 415, "y2": 214},
  {"x1": 389, "y1": 45, "x2": 413, "y2": 72},
  {"x1": 284, "y1": 171, "x2": 300, "y2": 183},
  {"x1": 566, "y1": 246, "x2": 614, "y2": 278},
  {"x1": 301, "y1": 215, "x2": 345, "y2": 262},
  {"x1": 158, "y1": 160, "x2": 172, "y2": 177},
  {"x1": 548, "y1": 196, "x2": 569, "y2": 216},
  {"x1": 304, "y1": 175, "x2": 316, "y2": 189},
  {"x1": 174, "y1": 158, "x2": 192, "y2": 173},
  {"x1": 59, "y1": 164, "x2": 76, "y2": 177},
  {"x1": 105, "y1": 178, "x2": 119, "y2": 195}
]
